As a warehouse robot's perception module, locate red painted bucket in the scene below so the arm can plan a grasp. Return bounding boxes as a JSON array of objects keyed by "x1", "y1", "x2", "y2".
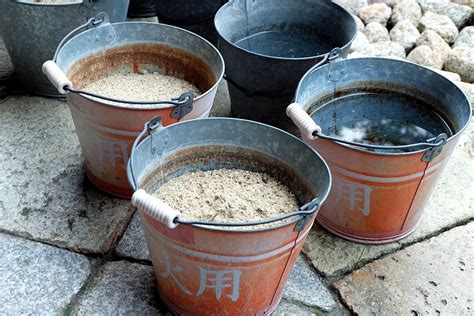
[
  {"x1": 288, "y1": 56, "x2": 471, "y2": 244},
  {"x1": 44, "y1": 21, "x2": 224, "y2": 198},
  {"x1": 127, "y1": 117, "x2": 332, "y2": 314}
]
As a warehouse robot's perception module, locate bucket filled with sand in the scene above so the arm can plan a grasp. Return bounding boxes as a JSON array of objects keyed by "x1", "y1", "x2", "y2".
[
  {"x1": 43, "y1": 21, "x2": 224, "y2": 198},
  {"x1": 127, "y1": 116, "x2": 332, "y2": 315}
]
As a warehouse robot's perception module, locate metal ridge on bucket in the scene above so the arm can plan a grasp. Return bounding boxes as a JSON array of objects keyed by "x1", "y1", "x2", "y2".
[{"x1": 289, "y1": 57, "x2": 471, "y2": 244}]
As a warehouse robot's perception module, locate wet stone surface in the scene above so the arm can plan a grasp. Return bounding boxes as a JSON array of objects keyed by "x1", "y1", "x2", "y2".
[
  {"x1": 334, "y1": 222, "x2": 474, "y2": 315},
  {"x1": 303, "y1": 120, "x2": 474, "y2": 277},
  {"x1": 74, "y1": 261, "x2": 167, "y2": 315},
  {"x1": 0, "y1": 96, "x2": 133, "y2": 253},
  {"x1": 0, "y1": 233, "x2": 91, "y2": 314}
]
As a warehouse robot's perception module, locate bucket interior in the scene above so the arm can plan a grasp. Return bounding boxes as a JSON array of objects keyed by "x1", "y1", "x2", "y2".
[
  {"x1": 215, "y1": 0, "x2": 356, "y2": 58},
  {"x1": 297, "y1": 58, "x2": 471, "y2": 153},
  {"x1": 57, "y1": 22, "x2": 224, "y2": 100},
  {"x1": 130, "y1": 119, "x2": 332, "y2": 229},
  {"x1": 67, "y1": 43, "x2": 216, "y2": 95}
]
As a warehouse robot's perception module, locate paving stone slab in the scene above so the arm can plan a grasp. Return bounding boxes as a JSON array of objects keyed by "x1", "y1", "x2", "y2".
[
  {"x1": 0, "y1": 233, "x2": 91, "y2": 314},
  {"x1": 74, "y1": 261, "x2": 167, "y2": 315},
  {"x1": 116, "y1": 212, "x2": 150, "y2": 261},
  {"x1": 333, "y1": 222, "x2": 474, "y2": 315},
  {"x1": 303, "y1": 120, "x2": 474, "y2": 277},
  {"x1": 273, "y1": 299, "x2": 318, "y2": 316},
  {"x1": 283, "y1": 257, "x2": 336, "y2": 312},
  {"x1": 0, "y1": 96, "x2": 133, "y2": 253},
  {"x1": 0, "y1": 37, "x2": 13, "y2": 80}
]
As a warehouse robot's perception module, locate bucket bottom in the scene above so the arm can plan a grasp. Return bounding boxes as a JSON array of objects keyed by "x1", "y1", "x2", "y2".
[
  {"x1": 158, "y1": 284, "x2": 283, "y2": 315},
  {"x1": 227, "y1": 80, "x2": 299, "y2": 135},
  {"x1": 85, "y1": 167, "x2": 132, "y2": 199},
  {"x1": 317, "y1": 217, "x2": 422, "y2": 245}
]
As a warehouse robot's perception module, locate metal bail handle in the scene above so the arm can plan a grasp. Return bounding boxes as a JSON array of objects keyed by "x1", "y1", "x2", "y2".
[
  {"x1": 128, "y1": 116, "x2": 321, "y2": 229},
  {"x1": 53, "y1": 12, "x2": 109, "y2": 62}
]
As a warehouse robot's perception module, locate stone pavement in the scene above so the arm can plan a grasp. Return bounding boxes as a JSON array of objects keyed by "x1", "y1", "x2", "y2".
[{"x1": 0, "y1": 38, "x2": 473, "y2": 315}]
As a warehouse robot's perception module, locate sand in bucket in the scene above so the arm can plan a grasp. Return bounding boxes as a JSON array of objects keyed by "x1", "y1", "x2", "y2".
[
  {"x1": 154, "y1": 168, "x2": 299, "y2": 228},
  {"x1": 83, "y1": 69, "x2": 202, "y2": 107}
]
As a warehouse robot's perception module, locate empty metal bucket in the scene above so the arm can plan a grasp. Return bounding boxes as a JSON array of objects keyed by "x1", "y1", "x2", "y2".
[
  {"x1": 127, "y1": 0, "x2": 155, "y2": 18},
  {"x1": 49, "y1": 22, "x2": 224, "y2": 198},
  {"x1": 127, "y1": 117, "x2": 331, "y2": 315},
  {"x1": 0, "y1": 0, "x2": 129, "y2": 97},
  {"x1": 153, "y1": 0, "x2": 225, "y2": 44},
  {"x1": 214, "y1": 0, "x2": 356, "y2": 132},
  {"x1": 288, "y1": 57, "x2": 472, "y2": 244}
]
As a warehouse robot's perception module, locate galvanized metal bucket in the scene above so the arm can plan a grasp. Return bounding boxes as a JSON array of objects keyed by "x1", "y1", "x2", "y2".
[
  {"x1": 152, "y1": 0, "x2": 225, "y2": 44},
  {"x1": 214, "y1": 0, "x2": 357, "y2": 132},
  {"x1": 127, "y1": 117, "x2": 331, "y2": 315},
  {"x1": 127, "y1": 0, "x2": 155, "y2": 18},
  {"x1": 287, "y1": 57, "x2": 472, "y2": 244},
  {"x1": 44, "y1": 21, "x2": 225, "y2": 198},
  {"x1": 0, "y1": 0, "x2": 129, "y2": 97}
]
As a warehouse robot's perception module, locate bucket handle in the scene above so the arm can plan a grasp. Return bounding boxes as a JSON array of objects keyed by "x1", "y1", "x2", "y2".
[
  {"x1": 286, "y1": 103, "x2": 448, "y2": 150},
  {"x1": 42, "y1": 60, "x2": 195, "y2": 114},
  {"x1": 128, "y1": 116, "x2": 321, "y2": 230}
]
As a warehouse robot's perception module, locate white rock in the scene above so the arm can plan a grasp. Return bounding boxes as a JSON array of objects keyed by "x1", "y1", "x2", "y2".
[
  {"x1": 417, "y1": 0, "x2": 450, "y2": 13},
  {"x1": 445, "y1": 47, "x2": 474, "y2": 83},
  {"x1": 427, "y1": 67, "x2": 462, "y2": 82},
  {"x1": 444, "y1": 2, "x2": 473, "y2": 28},
  {"x1": 333, "y1": 0, "x2": 368, "y2": 15},
  {"x1": 407, "y1": 45, "x2": 444, "y2": 69},
  {"x1": 352, "y1": 14, "x2": 365, "y2": 32},
  {"x1": 350, "y1": 32, "x2": 370, "y2": 53},
  {"x1": 418, "y1": 0, "x2": 473, "y2": 28},
  {"x1": 390, "y1": 20, "x2": 421, "y2": 52},
  {"x1": 455, "y1": 82, "x2": 474, "y2": 107},
  {"x1": 383, "y1": 0, "x2": 399, "y2": 8},
  {"x1": 453, "y1": 26, "x2": 474, "y2": 49},
  {"x1": 359, "y1": 3, "x2": 392, "y2": 25},
  {"x1": 364, "y1": 22, "x2": 391, "y2": 43},
  {"x1": 451, "y1": 0, "x2": 474, "y2": 9},
  {"x1": 391, "y1": 0, "x2": 423, "y2": 26},
  {"x1": 416, "y1": 30, "x2": 451, "y2": 64},
  {"x1": 419, "y1": 12, "x2": 459, "y2": 44},
  {"x1": 350, "y1": 41, "x2": 406, "y2": 59}
]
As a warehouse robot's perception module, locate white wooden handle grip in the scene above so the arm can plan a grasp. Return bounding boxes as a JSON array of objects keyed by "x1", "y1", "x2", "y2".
[
  {"x1": 131, "y1": 189, "x2": 181, "y2": 229},
  {"x1": 42, "y1": 60, "x2": 72, "y2": 95},
  {"x1": 286, "y1": 103, "x2": 321, "y2": 140}
]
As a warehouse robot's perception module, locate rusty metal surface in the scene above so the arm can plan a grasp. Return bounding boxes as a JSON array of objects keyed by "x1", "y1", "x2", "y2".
[
  {"x1": 0, "y1": 0, "x2": 129, "y2": 97},
  {"x1": 127, "y1": 117, "x2": 332, "y2": 314},
  {"x1": 55, "y1": 22, "x2": 224, "y2": 197},
  {"x1": 294, "y1": 57, "x2": 472, "y2": 244}
]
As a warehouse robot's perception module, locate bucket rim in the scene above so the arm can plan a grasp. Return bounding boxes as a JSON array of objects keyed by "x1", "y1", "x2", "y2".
[
  {"x1": 13, "y1": 0, "x2": 83, "y2": 6},
  {"x1": 59, "y1": 21, "x2": 226, "y2": 111},
  {"x1": 295, "y1": 56, "x2": 473, "y2": 157},
  {"x1": 214, "y1": 0, "x2": 357, "y2": 62},
  {"x1": 127, "y1": 117, "x2": 333, "y2": 233}
]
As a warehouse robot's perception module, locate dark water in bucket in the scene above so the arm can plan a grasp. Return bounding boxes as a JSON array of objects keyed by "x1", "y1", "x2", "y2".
[
  {"x1": 234, "y1": 31, "x2": 336, "y2": 58},
  {"x1": 312, "y1": 91, "x2": 454, "y2": 152}
]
